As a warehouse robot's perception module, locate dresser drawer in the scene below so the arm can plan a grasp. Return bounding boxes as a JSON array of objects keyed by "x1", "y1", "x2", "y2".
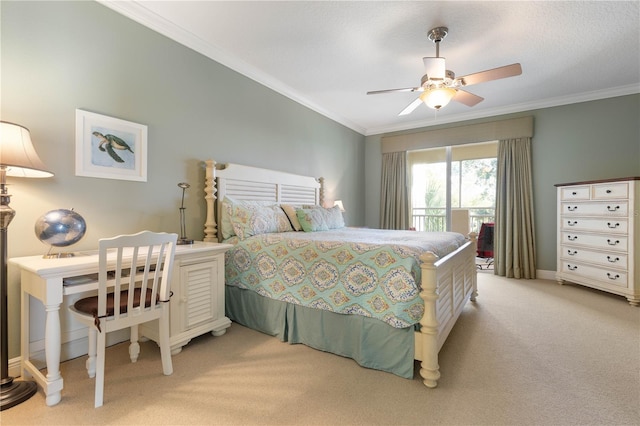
[
  {"x1": 561, "y1": 232, "x2": 628, "y2": 252},
  {"x1": 560, "y1": 246, "x2": 628, "y2": 269},
  {"x1": 561, "y1": 201, "x2": 629, "y2": 217},
  {"x1": 560, "y1": 262, "x2": 628, "y2": 288},
  {"x1": 561, "y1": 217, "x2": 628, "y2": 234},
  {"x1": 592, "y1": 182, "x2": 629, "y2": 199},
  {"x1": 560, "y1": 186, "x2": 590, "y2": 200}
]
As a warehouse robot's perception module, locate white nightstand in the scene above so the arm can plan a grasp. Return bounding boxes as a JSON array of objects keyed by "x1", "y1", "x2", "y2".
[{"x1": 140, "y1": 241, "x2": 233, "y2": 354}]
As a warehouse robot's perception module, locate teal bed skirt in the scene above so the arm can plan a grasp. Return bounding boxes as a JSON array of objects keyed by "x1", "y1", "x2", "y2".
[{"x1": 225, "y1": 285, "x2": 415, "y2": 379}]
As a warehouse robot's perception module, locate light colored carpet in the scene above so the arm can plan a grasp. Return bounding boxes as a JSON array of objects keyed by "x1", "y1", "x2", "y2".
[{"x1": 2, "y1": 273, "x2": 639, "y2": 425}]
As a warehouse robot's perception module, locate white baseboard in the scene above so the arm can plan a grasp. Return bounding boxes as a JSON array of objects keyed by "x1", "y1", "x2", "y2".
[
  {"x1": 9, "y1": 357, "x2": 21, "y2": 378},
  {"x1": 9, "y1": 329, "x2": 129, "y2": 379},
  {"x1": 536, "y1": 269, "x2": 556, "y2": 281}
]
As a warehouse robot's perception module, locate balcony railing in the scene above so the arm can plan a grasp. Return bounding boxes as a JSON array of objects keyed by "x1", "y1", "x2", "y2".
[{"x1": 411, "y1": 207, "x2": 495, "y2": 233}]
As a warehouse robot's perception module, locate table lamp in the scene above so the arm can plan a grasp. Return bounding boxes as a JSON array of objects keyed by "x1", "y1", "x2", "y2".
[
  {"x1": 177, "y1": 182, "x2": 193, "y2": 245},
  {"x1": 0, "y1": 121, "x2": 53, "y2": 410}
]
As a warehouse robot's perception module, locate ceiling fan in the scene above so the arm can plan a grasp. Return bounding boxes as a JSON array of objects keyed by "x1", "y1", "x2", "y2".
[{"x1": 367, "y1": 27, "x2": 522, "y2": 114}]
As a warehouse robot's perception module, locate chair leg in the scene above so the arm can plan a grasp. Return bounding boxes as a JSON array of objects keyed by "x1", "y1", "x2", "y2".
[
  {"x1": 129, "y1": 325, "x2": 140, "y2": 363},
  {"x1": 94, "y1": 329, "x2": 106, "y2": 408},
  {"x1": 86, "y1": 327, "x2": 97, "y2": 378},
  {"x1": 158, "y1": 310, "x2": 173, "y2": 376}
]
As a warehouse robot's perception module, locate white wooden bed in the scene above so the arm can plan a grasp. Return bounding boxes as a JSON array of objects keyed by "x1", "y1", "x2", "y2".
[{"x1": 202, "y1": 159, "x2": 478, "y2": 387}]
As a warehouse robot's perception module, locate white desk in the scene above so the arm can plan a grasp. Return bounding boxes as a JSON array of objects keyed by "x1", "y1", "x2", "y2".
[{"x1": 10, "y1": 241, "x2": 232, "y2": 406}]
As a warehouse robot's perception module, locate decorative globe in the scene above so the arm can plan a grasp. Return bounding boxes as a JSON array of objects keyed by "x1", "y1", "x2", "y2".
[{"x1": 34, "y1": 209, "x2": 87, "y2": 248}]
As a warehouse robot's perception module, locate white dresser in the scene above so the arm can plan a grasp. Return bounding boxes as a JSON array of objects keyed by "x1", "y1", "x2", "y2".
[{"x1": 555, "y1": 177, "x2": 639, "y2": 305}]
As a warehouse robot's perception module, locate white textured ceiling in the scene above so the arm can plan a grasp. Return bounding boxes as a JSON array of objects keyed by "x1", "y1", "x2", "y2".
[{"x1": 100, "y1": 1, "x2": 640, "y2": 136}]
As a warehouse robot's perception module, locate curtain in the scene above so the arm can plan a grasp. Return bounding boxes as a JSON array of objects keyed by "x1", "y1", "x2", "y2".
[
  {"x1": 380, "y1": 151, "x2": 409, "y2": 230},
  {"x1": 495, "y1": 138, "x2": 536, "y2": 278}
]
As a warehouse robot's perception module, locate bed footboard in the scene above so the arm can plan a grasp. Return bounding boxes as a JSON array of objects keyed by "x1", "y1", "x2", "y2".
[{"x1": 415, "y1": 233, "x2": 478, "y2": 388}]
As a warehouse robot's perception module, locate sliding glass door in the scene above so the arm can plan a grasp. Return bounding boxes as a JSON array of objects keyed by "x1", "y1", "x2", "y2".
[{"x1": 409, "y1": 141, "x2": 497, "y2": 233}]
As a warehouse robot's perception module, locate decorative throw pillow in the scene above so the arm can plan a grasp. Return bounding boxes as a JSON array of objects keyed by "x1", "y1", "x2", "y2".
[
  {"x1": 221, "y1": 197, "x2": 291, "y2": 240},
  {"x1": 298, "y1": 205, "x2": 345, "y2": 230},
  {"x1": 220, "y1": 196, "x2": 237, "y2": 240},
  {"x1": 280, "y1": 204, "x2": 303, "y2": 231},
  {"x1": 296, "y1": 208, "x2": 329, "y2": 232},
  {"x1": 322, "y1": 205, "x2": 345, "y2": 229},
  {"x1": 230, "y1": 204, "x2": 293, "y2": 240}
]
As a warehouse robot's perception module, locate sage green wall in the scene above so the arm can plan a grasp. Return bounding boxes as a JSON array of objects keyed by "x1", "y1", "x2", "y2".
[
  {"x1": 365, "y1": 94, "x2": 640, "y2": 273},
  {"x1": 2, "y1": 1, "x2": 364, "y2": 358}
]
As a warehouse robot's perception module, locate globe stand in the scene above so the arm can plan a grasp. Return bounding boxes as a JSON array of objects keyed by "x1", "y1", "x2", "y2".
[{"x1": 43, "y1": 248, "x2": 77, "y2": 259}]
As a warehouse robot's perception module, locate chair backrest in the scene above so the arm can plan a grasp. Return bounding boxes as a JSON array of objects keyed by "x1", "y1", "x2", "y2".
[{"x1": 97, "y1": 231, "x2": 178, "y2": 323}]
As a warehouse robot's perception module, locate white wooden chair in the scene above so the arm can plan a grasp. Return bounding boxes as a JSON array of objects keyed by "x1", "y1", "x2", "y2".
[{"x1": 69, "y1": 231, "x2": 178, "y2": 407}]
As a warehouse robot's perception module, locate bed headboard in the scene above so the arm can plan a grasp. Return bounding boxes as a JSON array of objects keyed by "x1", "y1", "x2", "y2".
[{"x1": 203, "y1": 159, "x2": 324, "y2": 242}]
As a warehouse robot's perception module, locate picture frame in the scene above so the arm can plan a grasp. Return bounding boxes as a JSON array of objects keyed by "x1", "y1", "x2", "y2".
[{"x1": 75, "y1": 109, "x2": 147, "y2": 182}]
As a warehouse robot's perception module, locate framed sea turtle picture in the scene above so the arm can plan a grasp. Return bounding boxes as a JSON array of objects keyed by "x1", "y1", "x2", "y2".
[{"x1": 75, "y1": 109, "x2": 147, "y2": 181}]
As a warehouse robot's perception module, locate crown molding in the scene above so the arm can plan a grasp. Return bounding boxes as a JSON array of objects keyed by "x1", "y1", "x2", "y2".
[
  {"x1": 365, "y1": 84, "x2": 640, "y2": 136},
  {"x1": 96, "y1": 1, "x2": 367, "y2": 135}
]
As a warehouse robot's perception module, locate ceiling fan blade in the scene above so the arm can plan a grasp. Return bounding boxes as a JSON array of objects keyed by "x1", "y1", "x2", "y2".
[
  {"x1": 399, "y1": 98, "x2": 423, "y2": 116},
  {"x1": 453, "y1": 89, "x2": 484, "y2": 107},
  {"x1": 458, "y1": 63, "x2": 522, "y2": 87},
  {"x1": 367, "y1": 87, "x2": 421, "y2": 95}
]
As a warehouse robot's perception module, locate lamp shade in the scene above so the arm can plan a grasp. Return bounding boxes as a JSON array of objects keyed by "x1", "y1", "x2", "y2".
[
  {"x1": 0, "y1": 121, "x2": 53, "y2": 178},
  {"x1": 419, "y1": 87, "x2": 457, "y2": 110}
]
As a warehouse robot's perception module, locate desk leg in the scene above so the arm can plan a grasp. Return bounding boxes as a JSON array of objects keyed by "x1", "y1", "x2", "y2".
[{"x1": 43, "y1": 303, "x2": 62, "y2": 406}]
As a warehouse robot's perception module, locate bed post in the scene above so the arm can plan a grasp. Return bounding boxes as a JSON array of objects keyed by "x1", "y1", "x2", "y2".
[
  {"x1": 203, "y1": 159, "x2": 217, "y2": 242},
  {"x1": 418, "y1": 251, "x2": 440, "y2": 388},
  {"x1": 469, "y1": 232, "x2": 479, "y2": 301}
]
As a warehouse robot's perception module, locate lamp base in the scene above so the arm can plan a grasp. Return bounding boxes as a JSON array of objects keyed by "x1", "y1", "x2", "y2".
[
  {"x1": 177, "y1": 238, "x2": 194, "y2": 245},
  {"x1": 0, "y1": 377, "x2": 37, "y2": 411}
]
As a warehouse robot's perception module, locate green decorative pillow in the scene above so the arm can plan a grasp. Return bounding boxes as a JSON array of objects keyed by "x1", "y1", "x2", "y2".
[
  {"x1": 298, "y1": 205, "x2": 345, "y2": 230},
  {"x1": 296, "y1": 208, "x2": 329, "y2": 232},
  {"x1": 230, "y1": 204, "x2": 293, "y2": 240}
]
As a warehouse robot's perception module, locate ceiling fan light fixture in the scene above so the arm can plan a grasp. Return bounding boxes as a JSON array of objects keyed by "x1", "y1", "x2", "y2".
[
  {"x1": 423, "y1": 57, "x2": 446, "y2": 80},
  {"x1": 420, "y1": 87, "x2": 457, "y2": 110}
]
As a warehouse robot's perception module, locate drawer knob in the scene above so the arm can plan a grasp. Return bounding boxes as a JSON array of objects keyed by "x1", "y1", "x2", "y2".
[
  {"x1": 607, "y1": 256, "x2": 620, "y2": 263},
  {"x1": 607, "y1": 239, "x2": 620, "y2": 246},
  {"x1": 607, "y1": 222, "x2": 620, "y2": 229},
  {"x1": 567, "y1": 206, "x2": 578, "y2": 212},
  {"x1": 567, "y1": 235, "x2": 578, "y2": 241},
  {"x1": 606, "y1": 273, "x2": 620, "y2": 280},
  {"x1": 567, "y1": 220, "x2": 577, "y2": 226},
  {"x1": 607, "y1": 205, "x2": 620, "y2": 212},
  {"x1": 606, "y1": 189, "x2": 612, "y2": 194},
  {"x1": 567, "y1": 250, "x2": 577, "y2": 256},
  {"x1": 567, "y1": 264, "x2": 578, "y2": 271}
]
